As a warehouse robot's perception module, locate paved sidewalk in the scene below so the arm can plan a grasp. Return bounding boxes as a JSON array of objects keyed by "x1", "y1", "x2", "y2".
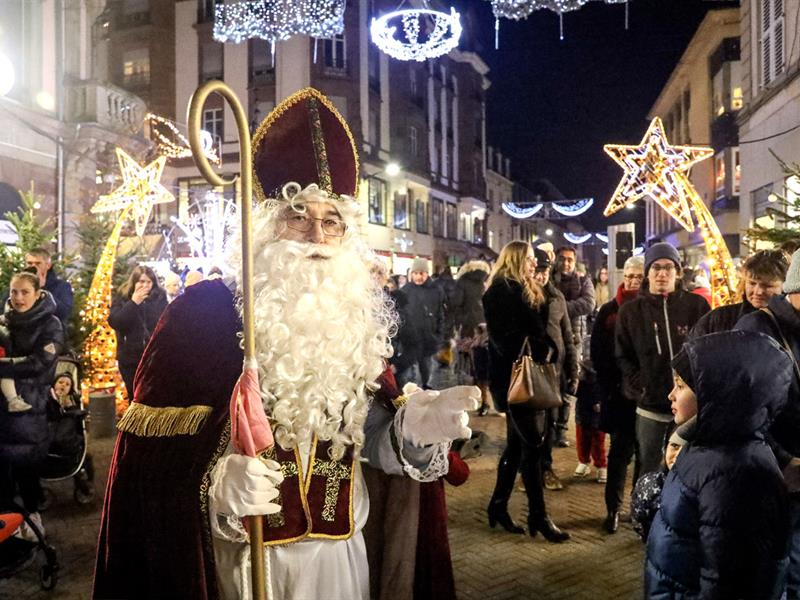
[{"x1": 0, "y1": 398, "x2": 644, "y2": 599}]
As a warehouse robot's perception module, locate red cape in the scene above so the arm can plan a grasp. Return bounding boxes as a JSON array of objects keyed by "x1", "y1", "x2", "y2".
[{"x1": 93, "y1": 281, "x2": 243, "y2": 600}]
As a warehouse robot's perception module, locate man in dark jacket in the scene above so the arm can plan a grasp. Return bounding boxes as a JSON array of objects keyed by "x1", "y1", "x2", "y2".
[
  {"x1": 593, "y1": 256, "x2": 644, "y2": 533},
  {"x1": 736, "y1": 248, "x2": 800, "y2": 597},
  {"x1": 396, "y1": 257, "x2": 445, "y2": 389},
  {"x1": 25, "y1": 247, "x2": 73, "y2": 331},
  {"x1": 533, "y1": 249, "x2": 578, "y2": 491},
  {"x1": 551, "y1": 246, "x2": 595, "y2": 446},
  {"x1": 433, "y1": 264, "x2": 458, "y2": 342},
  {"x1": 615, "y1": 242, "x2": 709, "y2": 479}
]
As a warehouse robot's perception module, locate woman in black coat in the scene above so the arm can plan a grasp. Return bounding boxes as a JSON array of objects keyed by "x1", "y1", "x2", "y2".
[
  {"x1": 109, "y1": 265, "x2": 168, "y2": 401},
  {"x1": 0, "y1": 270, "x2": 65, "y2": 512},
  {"x1": 483, "y1": 241, "x2": 569, "y2": 543}
]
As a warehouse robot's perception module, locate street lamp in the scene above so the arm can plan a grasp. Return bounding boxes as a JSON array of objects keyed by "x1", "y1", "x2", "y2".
[
  {"x1": 385, "y1": 162, "x2": 401, "y2": 177},
  {"x1": 0, "y1": 52, "x2": 15, "y2": 97},
  {"x1": 545, "y1": 228, "x2": 553, "y2": 236}
]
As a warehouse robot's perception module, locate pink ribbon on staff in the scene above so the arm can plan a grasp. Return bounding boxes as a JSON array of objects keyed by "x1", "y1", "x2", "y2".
[{"x1": 230, "y1": 358, "x2": 273, "y2": 457}]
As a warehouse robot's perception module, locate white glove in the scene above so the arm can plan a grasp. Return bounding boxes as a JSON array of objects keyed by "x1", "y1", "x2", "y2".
[
  {"x1": 211, "y1": 454, "x2": 284, "y2": 517},
  {"x1": 402, "y1": 384, "x2": 480, "y2": 447}
]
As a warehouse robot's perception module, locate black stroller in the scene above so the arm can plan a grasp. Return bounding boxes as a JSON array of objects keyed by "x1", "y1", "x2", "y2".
[
  {"x1": 0, "y1": 503, "x2": 59, "y2": 590},
  {"x1": 40, "y1": 355, "x2": 95, "y2": 506}
]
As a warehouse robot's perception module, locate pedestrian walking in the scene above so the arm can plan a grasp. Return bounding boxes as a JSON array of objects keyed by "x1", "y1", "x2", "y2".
[
  {"x1": 25, "y1": 247, "x2": 73, "y2": 332},
  {"x1": 615, "y1": 242, "x2": 708, "y2": 479},
  {"x1": 484, "y1": 241, "x2": 569, "y2": 542},
  {"x1": 593, "y1": 256, "x2": 644, "y2": 533},
  {"x1": 645, "y1": 331, "x2": 791, "y2": 599},
  {"x1": 108, "y1": 265, "x2": 168, "y2": 401}
]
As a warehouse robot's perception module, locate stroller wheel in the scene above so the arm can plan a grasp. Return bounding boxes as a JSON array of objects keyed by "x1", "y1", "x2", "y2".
[
  {"x1": 74, "y1": 483, "x2": 94, "y2": 505},
  {"x1": 40, "y1": 562, "x2": 58, "y2": 590}
]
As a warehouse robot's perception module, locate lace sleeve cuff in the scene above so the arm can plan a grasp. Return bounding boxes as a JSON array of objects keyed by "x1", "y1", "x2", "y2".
[{"x1": 392, "y1": 404, "x2": 450, "y2": 482}]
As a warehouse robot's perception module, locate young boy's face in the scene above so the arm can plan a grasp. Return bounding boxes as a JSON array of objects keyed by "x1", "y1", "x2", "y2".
[
  {"x1": 665, "y1": 442, "x2": 683, "y2": 470},
  {"x1": 668, "y1": 373, "x2": 698, "y2": 425}
]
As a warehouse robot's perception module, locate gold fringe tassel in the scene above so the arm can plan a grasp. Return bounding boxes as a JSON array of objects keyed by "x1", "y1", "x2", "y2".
[{"x1": 117, "y1": 402, "x2": 213, "y2": 437}]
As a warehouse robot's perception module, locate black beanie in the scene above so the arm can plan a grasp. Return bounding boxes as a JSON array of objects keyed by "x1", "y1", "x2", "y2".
[{"x1": 671, "y1": 348, "x2": 695, "y2": 391}]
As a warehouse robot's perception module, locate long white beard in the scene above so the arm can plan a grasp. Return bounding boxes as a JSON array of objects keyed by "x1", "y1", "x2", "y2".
[{"x1": 245, "y1": 238, "x2": 394, "y2": 460}]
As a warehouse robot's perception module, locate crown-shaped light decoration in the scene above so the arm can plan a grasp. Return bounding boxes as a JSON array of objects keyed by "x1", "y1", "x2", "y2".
[
  {"x1": 371, "y1": 8, "x2": 462, "y2": 62},
  {"x1": 92, "y1": 148, "x2": 175, "y2": 237},
  {"x1": 213, "y1": 0, "x2": 345, "y2": 45}
]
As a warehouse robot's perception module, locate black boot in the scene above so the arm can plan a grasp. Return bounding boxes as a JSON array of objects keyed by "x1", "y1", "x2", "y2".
[
  {"x1": 529, "y1": 515, "x2": 570, "y2": 543},
  {"x1": 487, "y1": 501, "x2": 525, "y2": 534},
  {"x1": 487, "y1": 451, "x2": 524, "y2": 534},
  {"x1": 603, "y1": 511, "x2": 619, "y2": 534}
]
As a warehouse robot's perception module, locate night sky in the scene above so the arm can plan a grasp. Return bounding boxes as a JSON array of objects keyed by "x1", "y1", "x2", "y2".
[{"x1": 450, "y1": 0, "x2": 739, "y2": 235}]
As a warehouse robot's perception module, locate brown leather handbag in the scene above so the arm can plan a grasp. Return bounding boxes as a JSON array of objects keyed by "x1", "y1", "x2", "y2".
[{"x1": 507, "y1": 338, "x2": 562, "y2": 410}]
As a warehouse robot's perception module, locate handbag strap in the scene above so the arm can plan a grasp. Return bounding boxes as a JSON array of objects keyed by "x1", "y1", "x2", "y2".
[
  {"x1": 761, "y1": 307, "x2": 800, "y2": 383},
  {"x1": 516, "y1": 337, "x2": 554, "y2": 363}
]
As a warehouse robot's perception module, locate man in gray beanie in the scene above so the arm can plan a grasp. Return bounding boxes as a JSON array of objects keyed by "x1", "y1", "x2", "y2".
[
  {"x1": 615, "y1": 241, "x2": 709, "y2": 479},
  {"x1": 736, "y1": 247, "x2": 800, "y2": 597},
  {"x1": 395, "y1": 257, "x2": 445, "y2": 388}
]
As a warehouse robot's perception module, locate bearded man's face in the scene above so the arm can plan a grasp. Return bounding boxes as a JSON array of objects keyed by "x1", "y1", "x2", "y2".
[{"x1": 277, "y1": 200, "x2": 346, "y2": 247}]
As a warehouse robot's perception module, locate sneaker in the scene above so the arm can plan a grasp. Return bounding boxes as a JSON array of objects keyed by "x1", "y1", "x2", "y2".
[
  {"x1": 554, "y1": 435, "x2": 570, "y2": 448},
  {"x1": 573, "y1": 462, "x2": 591, "y2": 478},
  {"x1": 7, "y1": 396, "x2": 32, "y2": 412},
  {"x1": 543, "y1": 469, "x2": 564, "y2": 491},
  {"x1": 597, "y1": 467, "x2": 608, "y2": 483}
]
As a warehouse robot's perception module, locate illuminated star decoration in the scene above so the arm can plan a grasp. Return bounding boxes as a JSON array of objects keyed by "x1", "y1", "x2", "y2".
[
  {"x1": 92, "y1": 148, "x2": 175, "y2": 237},
  {"x1": 603, "y1": 117, "x2": 738, "y2": 308},
  {"x1": 603, "y1": 117, "x2": 712, "y2": 232}
]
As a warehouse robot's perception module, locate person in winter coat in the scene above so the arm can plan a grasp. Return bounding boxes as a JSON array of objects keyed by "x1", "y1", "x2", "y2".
[
  {"x1": 551, "y1": 246, "x2": 595, "y2": 447},
  {"x1": 0, "y1": 269, "x2": 65, "y2": 516},
  {"x1": 433, "y1": 264, "x2": 458, "y2": 342},
  {"x1": 645, "y1": 331, "x2": 791, "y2": 599},
  {"x1": 532, "y1": 248, "x2": 578, "y2": 492},
  {"x1": 109, "y1": 265, "x2": 168, "y2": 401},
  {"x1": 689, "y1": 249, "x2": 787, "y2": 338},
  {"x1": 25, "y1": 247, "x2": 73, "y2": 331},
  {"x1": 615, "y1": 242, "x2": 709, "y2": 480},
  {"x1": 594, "y1": 267, "x2": 610, "y2": 307},
  {"x1": 735, "y1": 248, "x2": 800, "y2": 597},
  {"x1": 594, "y1": 256, "x2": 644, "y2": 534},
  {"x1": 483, "y1": 241, "x2": 569, "y2": 543}
]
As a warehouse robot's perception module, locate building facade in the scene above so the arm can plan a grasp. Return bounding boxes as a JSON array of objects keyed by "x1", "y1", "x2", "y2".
[{"x1": 647, "y1": 7, "x2": 742, "y2": 265}]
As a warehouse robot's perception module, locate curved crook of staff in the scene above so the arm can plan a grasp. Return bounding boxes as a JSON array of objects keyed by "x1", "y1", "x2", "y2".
[{"x1": 187, "y1": 80, "x2": 266, "y2": 600}]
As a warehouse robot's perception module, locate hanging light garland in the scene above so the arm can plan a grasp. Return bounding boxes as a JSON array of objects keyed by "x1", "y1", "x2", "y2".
[
  {"x1": 146, "y1": 113, "x2": 220, "y2": 165},
  {"x1": 603, "y1": 117, "x2": 738, "y2": 307},
  {"x1": 214, "y1": 0, "x2": 346, "y2": 62},
  {"x1": 501, "y1": 201, "x2": 544, "y2": 219},
  {"x1": 371, "y1": 7, "x2": 462, "y2": 62},
  {"x1": 550, "y1": 197, "x2": 594, "y2": 217},
  {"x1": 595, "y1": 232, "x2": 608, "y2": 243},
  {"x1": 563, "y1": 231, "x2": 592, "y2": 244}
]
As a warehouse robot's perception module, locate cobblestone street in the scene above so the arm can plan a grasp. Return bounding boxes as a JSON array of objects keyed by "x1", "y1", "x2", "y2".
[{"x1": 1, "y1": 401, "x2": 644, "y2": 599}]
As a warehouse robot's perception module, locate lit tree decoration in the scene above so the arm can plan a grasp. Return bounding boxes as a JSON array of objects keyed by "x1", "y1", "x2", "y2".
[
  {"x1": 146, "y1": 113, "x2": 220, "y2": 165},
  {"x1": 371, "y1": 8, "x2": 462, "y2": 62},
  {"x1": 92, "y1": 148, "x2": 175, "y2": 237},
  {"x1": 603, "y1": 116, "x2": 738, "y2": 307},
  {"x1": 213, "y1": 0, "x2": 345, "y2": 49}
]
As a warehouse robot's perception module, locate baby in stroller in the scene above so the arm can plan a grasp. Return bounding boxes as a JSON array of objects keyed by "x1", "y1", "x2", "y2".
[{"x1": 0, "y1": 322, "x2": 32, "y2": 413}]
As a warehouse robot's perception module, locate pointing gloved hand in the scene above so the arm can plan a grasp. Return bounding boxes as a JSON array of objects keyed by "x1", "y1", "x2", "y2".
[
  {"x1": 402, "y1": 384, "x2": 481, "y2": 447},
  {"x1": 212, "y1": 453, "x2": 284, "y2": 517}
]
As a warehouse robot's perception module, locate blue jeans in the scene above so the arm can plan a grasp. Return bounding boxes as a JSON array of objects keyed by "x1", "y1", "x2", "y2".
[{"x1": 788, "y1": 498, "x2": 800, "y2": 598}]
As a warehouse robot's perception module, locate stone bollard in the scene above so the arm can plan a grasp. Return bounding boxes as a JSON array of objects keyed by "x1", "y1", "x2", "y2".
[{"x1": 88, "y1": 391, "x2": 117, "y2": 439}]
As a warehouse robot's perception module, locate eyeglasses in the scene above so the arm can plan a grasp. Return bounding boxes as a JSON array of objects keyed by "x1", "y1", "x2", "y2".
[
  {"x1": 650, "y1": 264, "x2": 676, "y2": 274},
  {"x1": 284, "y1": 214, "x2": 347, "y2": 237},
  {"x1": 623, "y1": 274, "x2": 644, "y2": 280}
]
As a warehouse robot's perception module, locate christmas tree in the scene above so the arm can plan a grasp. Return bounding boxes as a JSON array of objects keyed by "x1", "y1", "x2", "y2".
[{"x1": 746, "y1": 152, "x2": 800, "y2": 247}]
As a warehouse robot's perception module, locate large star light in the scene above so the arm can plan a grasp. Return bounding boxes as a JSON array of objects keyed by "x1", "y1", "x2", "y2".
[
  {"x1": 603, "y1": 117, "x2": 713, "y2": 231},
  {"x1": 93, "y1": 148, "x2": 175, "y2": 237}
]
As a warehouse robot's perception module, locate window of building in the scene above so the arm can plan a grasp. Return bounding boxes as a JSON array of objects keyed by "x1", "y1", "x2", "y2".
[
  {"x1": 409, "y1": 126, "x2": 418, "y2": 157},
  {"x1": 715, "y1": 152, "x2": 726, "y2": 200},
  {"x1": 368, "y1": 178, "x2": 387, "y2": 225},
  {"x1": 122, "y1": 48, "x2": 150, "y2": 86},
  {"x1": 416, "y1": 197, "x2": 428, "y2": 233},
  {"x1": 323, "y1": 34, "x2": 346, "y2": 70},
  {"x1": 733, "y1": 147, "x2": 741, "y2": 195},
  {"x1": 760, "y1": 0, "x2": 785, "y2": 88},
  {"x1": 368, "y1": 41, "x2": 380, "y2": 91},
  {"x1": 249, "y1": 39, "x2": 273, "y2": 82},
  {"x1": 202, "y1": 107, "x2": 223, "y2": 145},
  {"x1": 368, "y1": 109, "x2": 379, "y2": 148},
  {"x1": 394, "y1": 192, "x2": 409, "y2": 229},
  {"x1": 446, "y1": 203, "x2": 457, "y2": 239},
  {"x1": 409, "y1": 66, "x2": 417, "y2": 96},
  {"x1": 730, "y1": 61, "x2": 743, "y2": 110},
  {"x1": 201, "y1": 40, "x2": 224, "y2": 81},
  {"x1": 123, "y1": 0, "x2": 149, "y2": 14},
  {"x1": 474, "y1": 217, "x2": 484, "y2": 244},
  {"x1": 432, "y1": 198, "x2": 444, "y2": 237}
]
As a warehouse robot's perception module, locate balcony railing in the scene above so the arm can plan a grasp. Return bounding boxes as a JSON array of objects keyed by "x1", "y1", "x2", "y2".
[{"x1": 66, "y1": 80, "x2": 146, "y2": 135}]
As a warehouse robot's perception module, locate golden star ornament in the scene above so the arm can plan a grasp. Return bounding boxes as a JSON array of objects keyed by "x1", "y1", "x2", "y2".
[
  {"x1": 92, "y1": 148, "x2": 175, "y2": 236},
  {"x1": 603, "y1": 117, "x2": 713, "y2": 231}
]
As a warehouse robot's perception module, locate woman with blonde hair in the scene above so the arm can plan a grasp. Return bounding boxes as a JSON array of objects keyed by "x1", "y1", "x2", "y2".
[{"x1": 482, "y1": 241, "x2": 569, "y2": 542}]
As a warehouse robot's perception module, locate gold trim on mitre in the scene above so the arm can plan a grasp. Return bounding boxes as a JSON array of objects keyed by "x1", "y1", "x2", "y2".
[
  {"x1": 117, "y1": 402, "x2": 213, "y2": 437},
  {"x1": 251, "y1": 87, "x2": 360, "y2": 204}
]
